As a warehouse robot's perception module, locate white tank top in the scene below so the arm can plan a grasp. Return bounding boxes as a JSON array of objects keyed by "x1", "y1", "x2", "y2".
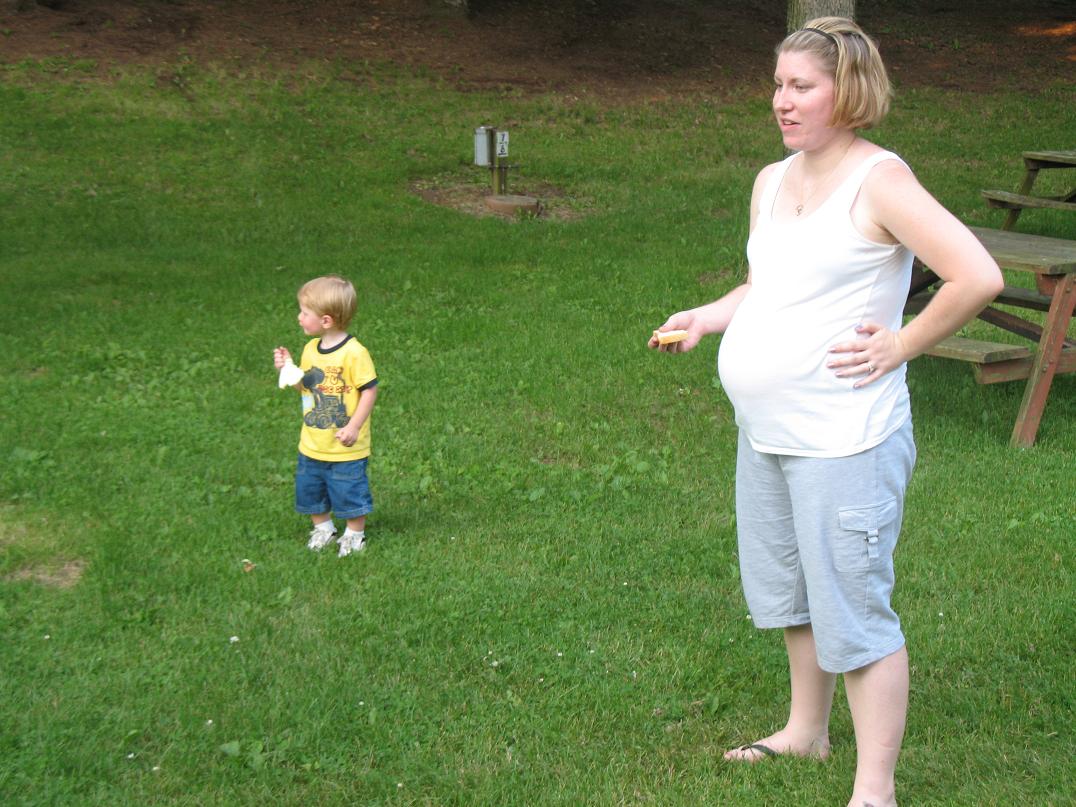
[{"x1": 717, "y1": 150, "x2": 913, "y2": 457}]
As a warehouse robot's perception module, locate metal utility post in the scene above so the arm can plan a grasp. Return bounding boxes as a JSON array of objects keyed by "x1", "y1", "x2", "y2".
[
  {"x1": 475, "y1": 126, "x2": 510, "y2": 196},
  {"x1": 472, "y1": 124, "x2": 539, "y2": 216},
  {"x1": 493, "y1": 129, "x2": 509, "y2": 195}
]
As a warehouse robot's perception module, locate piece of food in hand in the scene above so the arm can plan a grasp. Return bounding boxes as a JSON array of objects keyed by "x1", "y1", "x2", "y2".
[
  {"x1": 278, "y1": 358, "x2": 305, "y2": 388},
  {"x1": 653, "y1": 329, "x2": 689, "y2": 345}
]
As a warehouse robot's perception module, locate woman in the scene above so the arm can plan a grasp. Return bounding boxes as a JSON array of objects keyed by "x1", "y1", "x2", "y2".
[{"x1": 649, "y1": 17, "x2": 1002, "y2": 807}]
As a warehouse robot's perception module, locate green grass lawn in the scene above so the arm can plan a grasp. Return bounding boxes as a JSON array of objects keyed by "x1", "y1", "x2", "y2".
[{"x1": 0, "y1": 59, "x2": 1073, "y2": 806}]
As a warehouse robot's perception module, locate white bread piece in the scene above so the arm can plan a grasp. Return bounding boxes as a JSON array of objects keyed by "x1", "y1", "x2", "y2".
[
  {"x1": 278, "y1": 359, "x2": 305, "y2": 388},
  {"x1": 653, "y1": 329, "x2": 688, "y2": 345}
]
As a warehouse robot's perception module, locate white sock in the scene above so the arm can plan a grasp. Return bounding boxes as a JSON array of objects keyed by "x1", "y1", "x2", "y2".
[
  {"x1": 314, "y1": 521, "x2": 335, "y2": 534},
  {"x1": 343, "y1": 528, "x2": 364, "y2": 540}
]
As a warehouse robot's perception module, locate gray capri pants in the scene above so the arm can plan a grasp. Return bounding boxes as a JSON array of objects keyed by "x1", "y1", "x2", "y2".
[{"x1": 735, "y1": 419, "x2": 916, "y2": 673}]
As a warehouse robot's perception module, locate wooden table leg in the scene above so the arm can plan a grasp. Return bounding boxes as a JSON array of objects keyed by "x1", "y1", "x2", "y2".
[
  {"x1": 1003, "y1": 166, "x2": 1041, "y2": 231},
  {"x1": 1011, "y1": 273, "x2": 1076, "y2": 447}
]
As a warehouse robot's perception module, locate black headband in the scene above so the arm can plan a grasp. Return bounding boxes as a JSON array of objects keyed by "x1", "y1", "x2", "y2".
[{"x1": 801, "y1": 27, "x2": 838, "y2": 44}]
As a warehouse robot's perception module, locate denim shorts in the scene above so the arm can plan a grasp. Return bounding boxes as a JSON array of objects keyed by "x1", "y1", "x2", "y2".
[
  {"x1": 734, "y1": 419, "x2": 916, "y2": 673},
  {"x1": 295, "y1": 454, "x2": 373, "y2": 519}
]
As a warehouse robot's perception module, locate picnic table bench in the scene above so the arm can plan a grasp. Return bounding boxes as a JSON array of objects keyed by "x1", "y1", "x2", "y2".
[
  {"x1": 905, "y1": 226, "x2": 1076, "y2": 447},
  {"x1": 981, "y1": 150, "x2": 1076, "y2": 230}
]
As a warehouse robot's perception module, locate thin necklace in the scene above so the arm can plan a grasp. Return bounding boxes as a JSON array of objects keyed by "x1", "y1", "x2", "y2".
[{"x1": 795, "y1": 138, "x2": 854, "y2": 216}]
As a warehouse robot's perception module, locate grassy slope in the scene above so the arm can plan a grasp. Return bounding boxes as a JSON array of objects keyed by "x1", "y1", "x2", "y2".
[{"x1": 0, "y1": 61, "x2": 1073, "y2": 805}]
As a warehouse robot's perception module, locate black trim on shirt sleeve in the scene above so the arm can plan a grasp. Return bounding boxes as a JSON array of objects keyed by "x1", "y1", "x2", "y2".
[{"x1": 359, "y1": 377, "x2": 379, "y2": 391}]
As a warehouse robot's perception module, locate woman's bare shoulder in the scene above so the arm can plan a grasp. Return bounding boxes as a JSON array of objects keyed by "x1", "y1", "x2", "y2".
[
  {"x1": 752, "y1": 160, "x2": 785, "y2": 194},
  {"x1": 862, "y1": 153, "x2": 923, "y2": 204},
  {"x1": 864, "y1": 147, "x2": 916, "y2": 179}
]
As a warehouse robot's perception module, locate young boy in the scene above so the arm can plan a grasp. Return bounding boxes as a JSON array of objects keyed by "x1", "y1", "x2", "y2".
[{"x1": 273, "y1": 275, "x2": 378, "y2": 557}]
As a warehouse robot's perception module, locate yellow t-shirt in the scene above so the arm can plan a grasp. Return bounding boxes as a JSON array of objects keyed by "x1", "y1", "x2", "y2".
[{"x1": 297, "y1": 336, "x2": 377, "y2": 461}]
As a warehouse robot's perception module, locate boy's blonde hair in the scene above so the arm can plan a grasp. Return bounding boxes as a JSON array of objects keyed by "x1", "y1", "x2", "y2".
[
  {"x1": 298, "y1": 275, "x2": 357, "y2": 330},
  {"x1": 777, "y1": 17, "x2": 892, "y2": 130}
]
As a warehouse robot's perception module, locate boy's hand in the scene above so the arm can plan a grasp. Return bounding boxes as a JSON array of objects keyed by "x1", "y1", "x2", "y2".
[
  {"x1": 335, "y1": 425, "x2": 358, "y2": 447},
  {"x1": 273, "y1": 346, "x2": 291, "y2": 370}
]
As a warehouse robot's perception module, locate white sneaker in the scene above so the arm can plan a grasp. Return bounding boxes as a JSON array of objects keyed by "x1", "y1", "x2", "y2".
[
  {"x1": 307, "y1": 525, "x2": 337, "y2": 551},
  {"x1": 337, "y1": 530, "x2": 366, "y2": 557}
]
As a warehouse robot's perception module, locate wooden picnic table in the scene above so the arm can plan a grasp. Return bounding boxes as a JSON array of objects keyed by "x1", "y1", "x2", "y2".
[
  {"x1": 905, "y1": 226, "x2": 1076, "y2": 447},
  {"x1": 981, "y1": 150, "x2": 1076, "y2": 230}
]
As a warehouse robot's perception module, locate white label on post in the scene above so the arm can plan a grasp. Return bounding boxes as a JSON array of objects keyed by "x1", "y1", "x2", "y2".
[{"x1": 496, "y1": 131, "x2": 509, "y2": 158}]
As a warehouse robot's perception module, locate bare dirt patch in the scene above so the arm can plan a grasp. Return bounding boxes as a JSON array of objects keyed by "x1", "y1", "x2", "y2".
[
  {"x1": 0, "y1": 505, "x2": 86, "y2": 589},
  {"x1": 0, "y1": 1, "x2": 1072, "y2": 99},
  {"x1": 5, "y1": 559, "x2": 87, "y2": 589},
  {"x1": 409, "y1": 175, "x2": 586, "y2": 220}
]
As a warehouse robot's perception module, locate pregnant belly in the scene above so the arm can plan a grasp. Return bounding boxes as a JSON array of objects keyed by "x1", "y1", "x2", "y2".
[{"x1": 718, "y1": 307, "x2": 854, "y2": 401}]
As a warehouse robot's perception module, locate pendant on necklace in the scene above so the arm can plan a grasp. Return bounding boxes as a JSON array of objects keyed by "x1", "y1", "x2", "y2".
[{"x1": 795, "y1": 204, "x2": 804, "y2": 216}]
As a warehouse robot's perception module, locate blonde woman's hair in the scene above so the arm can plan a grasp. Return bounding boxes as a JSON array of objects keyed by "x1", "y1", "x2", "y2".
[
  {"x1": 298, "y1": 275, "x2": 357, "y2": 329},
  {"x1": 777, "y1": 17, "x2": 892, "y2": 130}
]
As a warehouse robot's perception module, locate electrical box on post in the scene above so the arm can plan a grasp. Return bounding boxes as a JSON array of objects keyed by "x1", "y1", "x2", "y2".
[{"x1": 474, "y1": 126, "x2": 493, "y2": 166}]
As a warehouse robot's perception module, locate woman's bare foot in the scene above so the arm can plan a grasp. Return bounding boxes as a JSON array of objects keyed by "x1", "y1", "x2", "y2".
[{"x1": 723, "y1": 729, "x2": 830, "y2": 763}]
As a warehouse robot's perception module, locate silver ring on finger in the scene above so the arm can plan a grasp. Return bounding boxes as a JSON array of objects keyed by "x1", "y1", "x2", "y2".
[{"x1": 867, "y1": 363, "x2": 875, "y2": 374}]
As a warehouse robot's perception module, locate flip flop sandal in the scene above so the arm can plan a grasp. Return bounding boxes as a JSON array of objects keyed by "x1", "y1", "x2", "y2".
[{"x1": 733, "y1": 743, "x2": 777, "y2": 760}]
